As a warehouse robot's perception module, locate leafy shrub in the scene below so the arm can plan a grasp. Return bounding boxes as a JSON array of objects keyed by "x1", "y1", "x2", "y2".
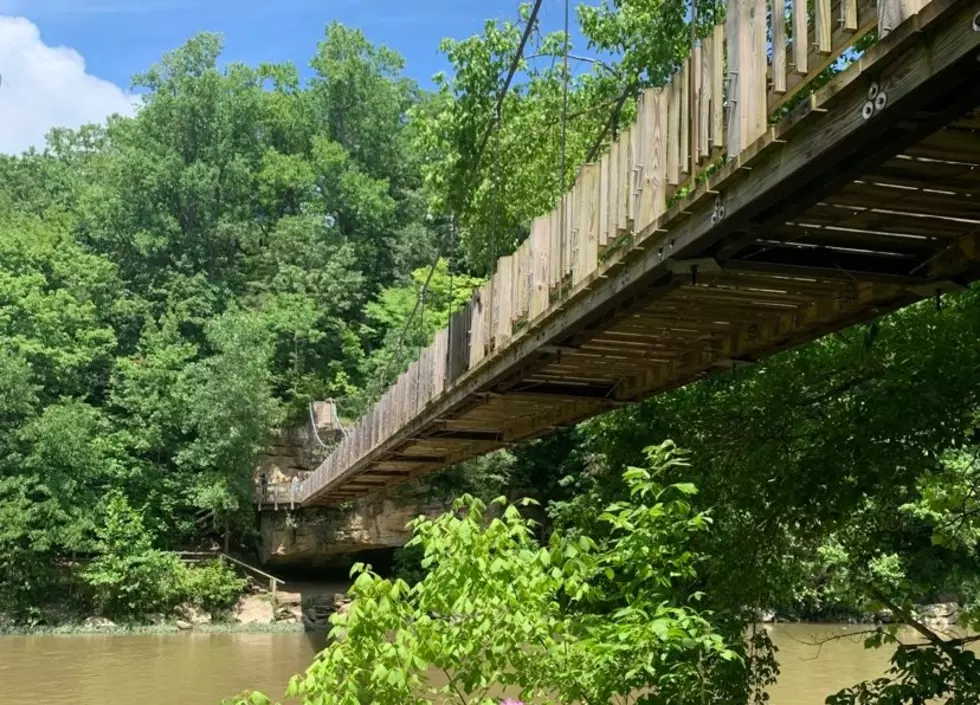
[
  {"x1": 225, "y1": 441, "x2": 737, "y2": 705},
  {"x1": 181, "y1": 559, "x2": 248, "y2": 616},
  {"x1": 81, "y1": 493, "x2": 247, "y2": 620},
  {"x1": 81, "y1": 494, "x2": 186, "y2": 619}
]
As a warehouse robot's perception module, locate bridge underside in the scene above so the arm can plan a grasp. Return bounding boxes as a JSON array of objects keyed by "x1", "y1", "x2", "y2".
[{"x1": 306, "y1": 0, "x2": 980, "y2": 505}]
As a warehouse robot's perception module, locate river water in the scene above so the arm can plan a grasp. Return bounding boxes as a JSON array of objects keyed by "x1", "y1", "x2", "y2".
[{"x1": 0, "y1": 624, "x2": 945, "y2": 704}]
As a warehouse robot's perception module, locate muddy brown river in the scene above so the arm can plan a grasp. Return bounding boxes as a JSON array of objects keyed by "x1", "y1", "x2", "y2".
[{"x1": 0, "y1": 624, "x2": 946, "y2": 704}]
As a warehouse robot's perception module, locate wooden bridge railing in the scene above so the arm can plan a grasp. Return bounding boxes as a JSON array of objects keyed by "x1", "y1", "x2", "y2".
[{"x1": 302, "y1": 0, "x2": 935, "y2": 504}]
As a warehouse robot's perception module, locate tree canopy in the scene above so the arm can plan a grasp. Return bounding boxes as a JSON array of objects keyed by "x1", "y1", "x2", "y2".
[{"x1": 1, "y1": 0, "x2": 978, "y2": 701}]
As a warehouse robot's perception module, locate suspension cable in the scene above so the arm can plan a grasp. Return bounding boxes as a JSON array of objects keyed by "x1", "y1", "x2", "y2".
[
  {"x1": 356, "y1": 1, "x2": 544, "y2": 408},
  {"x1": 558, "y1": 0, "x2": 571, "y2": 286}
]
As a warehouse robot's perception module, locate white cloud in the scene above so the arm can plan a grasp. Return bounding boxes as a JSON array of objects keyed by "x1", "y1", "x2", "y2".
[{"x1": 0, "y1": 16, "x2": 139, "y2": 154}]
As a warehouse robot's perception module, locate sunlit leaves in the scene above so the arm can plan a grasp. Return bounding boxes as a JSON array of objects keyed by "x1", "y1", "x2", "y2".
[{"x1": 238, "y1": 443, "x2": 731, "y2": 705}]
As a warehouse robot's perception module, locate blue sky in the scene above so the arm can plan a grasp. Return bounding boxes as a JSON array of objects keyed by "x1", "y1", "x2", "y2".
[
  {"x1": 0, "y1": 0, "x2": 590, "y2": 153},
  {"x1": 8, "y1": 0, "x2": 571, "y2": 88}
]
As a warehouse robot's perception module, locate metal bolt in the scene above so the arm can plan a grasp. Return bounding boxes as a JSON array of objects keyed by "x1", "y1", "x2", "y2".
[
  {"x1": 717, "y1": 206, "x2": 726, "y2": 220},
  {"x1": 867, "y1": 82, "x2": 879, "y2": 100},
  {"x1": 874, "y1": 91, "x2": 888, "y2": 111},
  {"x1": 973, "y1": 11, "x2": 980, "y2": 31},
  {"x1": 862, "y1": 101, "x2": 875, "y2": 120}
]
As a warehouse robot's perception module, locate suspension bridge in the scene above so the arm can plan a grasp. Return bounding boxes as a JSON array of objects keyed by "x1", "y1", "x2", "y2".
[{"x1": 298, "y1": 0, "x2": 980, "y2": 505}]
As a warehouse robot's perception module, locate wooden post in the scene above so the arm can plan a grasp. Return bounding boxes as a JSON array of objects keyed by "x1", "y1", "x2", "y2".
[
  {"x1": 433, "y1": 328, "x2": 448, "y2": 397},
  {"x1": 667, "y1": 72, "x2": 680, "y2": 187},
  {"x1": 631, "y1": 96, "x2": 645, "y2": 226},
  {"x1": 878, "y1": 0, "x2": 924, "y2": 38},
  {"x1": 629, "y1": 116, "x2": 642, "y2": 228},
  {"x1": 549, "y1": 206, "x2": 561, "y2": 290},
  {"x1": 616, "y1": 130, "x2": 630, "y2": 234},
  {"x1": 496, "y1": 255, "x2": 513, "y2": 345},
  {"x1": 564, "y1": 188, "x2": 575, "y2": 280},
  {"x1": 620, "y1": 126, "x2": 634, "y2": 233},
  {"x1": 679, "y1": 59, "x2": 690, "y2": 181},
  {"x1": 691, "y1": 44, "x2": 702, "y2": 172},
  {"x1": 843, "y1": 0, "x2": 858, "y2": 31},
  {"x1": 710, "y1": 23, "x2": 724, "y2": 153},
  {"x1": 771, "y1": 0, "x2": 786, "y2": 94},
  {"x1": 815, "y1": 0, "x2": 832, "y2": 54},
  {"x1": 727, "y1": 0, "x2": 767, "y2": 158},
  {"x1": 530, "y1": 216, "x2": 549, "y2": 318},
  {"x1": 791, "y1": 0, "x2": 807, "y2": 75},
  {"x1": 582, "y1": 163, "x2": 599, "y2": 278},
  {"x1": 637, "y1": 86, "x2": 666, "y2": 232},
  {"x1": 608, "y1": 134, "x2": 621, "y2": 239},
  {"x1": 599, "y1": 153, "x2": 610, "y2": 248},
  {"x1": 469, "y1": 285, "x2": 486, "y2": 368}
]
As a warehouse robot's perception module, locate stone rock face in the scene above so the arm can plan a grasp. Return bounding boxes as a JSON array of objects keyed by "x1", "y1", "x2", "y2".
[
  {"x1": 255, "y1": 416, "x2": 451, "y2": 570},
  {"x1": 173, "y1": 602, "x2": 211, "y2": 626},
  {"x1": 175, "y1": 619, "x2": 193, "y2": 630},
  {"x1": 916, "y1": 602, "x2": 960, "y2": 630},
  {"x1": 235, "y1": 594, "x2": 276, "y2": 624},
  {"x1": 259, "y1": 493, "x2": 447, "y2": 569},
  {"x1": 82, "y1": 616, "x2": 116, "y2": 630}
]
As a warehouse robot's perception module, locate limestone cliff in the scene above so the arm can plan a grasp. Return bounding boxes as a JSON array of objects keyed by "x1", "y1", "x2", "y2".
[
  {"x1": 259, "y1": 493, "x2": 447, "y2": 569},
  {"x1": 255, "y1": 408, "x2": 449, "y2": 569}
]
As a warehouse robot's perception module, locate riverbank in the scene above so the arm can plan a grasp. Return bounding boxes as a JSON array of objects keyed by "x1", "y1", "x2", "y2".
[
  {"x1": 0, "y1": 588, "x2": 352, "y2": 637},
  {"x1": 0, "y1": 620, "x2": 307, "y2": 637},
  {"x1": 0, "y1": 591, "x2": 316, "y2": 637}
]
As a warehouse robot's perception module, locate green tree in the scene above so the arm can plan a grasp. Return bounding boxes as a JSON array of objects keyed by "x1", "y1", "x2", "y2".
[{"x1": 226, "y1": 443, "x2": 736, "y2": 705}]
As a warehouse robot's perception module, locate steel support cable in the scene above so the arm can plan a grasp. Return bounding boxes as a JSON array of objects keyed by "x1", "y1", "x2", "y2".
[
  {"x1": 559, "y1": 0, "x2": 570, "y2": 286},
  {"x1": 471, "y1": 0, "x2": 545, "y2": 178},
  {"x1": 355, "y1": 1, "x2": 545, "y2": 412}
]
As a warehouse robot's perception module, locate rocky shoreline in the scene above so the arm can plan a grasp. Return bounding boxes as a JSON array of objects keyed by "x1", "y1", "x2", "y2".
[
  {"x1": 0, "y1": 591, "x2": 351, "y2": 637},
  {"x1": 755, "y1": 601, "x2": 965, "y2": 631}
]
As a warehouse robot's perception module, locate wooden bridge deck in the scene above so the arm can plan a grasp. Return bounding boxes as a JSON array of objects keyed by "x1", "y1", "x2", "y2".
[{"x1": 303, "y1": 0, "x2": 980, "y2": 505}]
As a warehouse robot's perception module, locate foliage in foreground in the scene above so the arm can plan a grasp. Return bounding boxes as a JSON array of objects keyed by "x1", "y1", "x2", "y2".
[{"x1": 226, "y1": 443, "x2": 738, "y2": 705}]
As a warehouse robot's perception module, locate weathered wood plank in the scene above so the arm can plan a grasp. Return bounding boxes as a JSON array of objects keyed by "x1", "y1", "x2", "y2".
[
  {"x1": 667, "y1": 71, "x2": 680, "y2": 185},
  {"x1": 698, "y1": 41, "x2": 711, "y2": 161},
  {"x1": 843, "y1": 0, "x2": 858, "y2": 31},
  {"x1": 518, "y1": 240, "x2": 531, "y2": 320},
  {"x1": 728, "y1": 0, "x2": 768, "y2": 157},
  {"x1": 608, "y1": 134, "x2": 621, "y2": 240},
  {"x1": 599, "y1": 153, "x2": 610, "y2": 248},
  {"x1": 711, "y1": 23, "x2": 725, "y2": 153},
  {"x1": 483, "y1": 275, "x2": 495, "y2": 355},
  {"x1": 772, "y1": 0, "x2": 787, "y2": 93},
  {"x1": 433, "y1": 328, "x2": 448, "y2": 397},
  {"x1": 680, "y1": 58, "x2": 690, "y2": 179},
  {"x1": 878, "y1": 0, "x2": 925, "y2": 37},
  {"x1": 583, "y1": 163, "x2": 600, "y2": 279},
  {"x1": 638, "y1": 86, "x2": 666, "y2": 232},
  {"x1": 618, "y1": 127, "x2": 632, "y2": 233},
  {"x1": 792, "y1": 0, "x2": 808, "y2": 75},
  {"x1": 530, "y1": 216, "x2": 549, "y2": 318},
  {"x1": 564, "y1": 187, "x2": 575, "y2": 279},
  {"x1": 549, "y1": 205, "x2": 561, "y2": 289},
  {"x1": 691, "y1": 45, "x2": 702, "y2": 170},
  {"x1": 469, "y1": 284, "x2": 487, "y2": 368},
  {"x1": 496, "y1": 255, "x2": 513, "y2": 345},
  {"x1": 815, "y1": 0, "x2": 832, "y2": 54},
  {"x1": 628, "y1": 119, "x2": 641, "y2": 228}
]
